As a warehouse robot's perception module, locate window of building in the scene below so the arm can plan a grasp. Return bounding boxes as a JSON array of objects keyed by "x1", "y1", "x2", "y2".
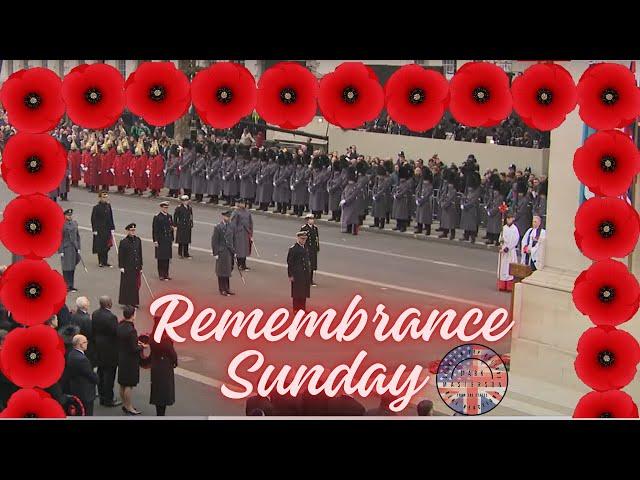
[
  {"x1": 443, "y1": 60, "x2": 456, "y2": 75},
  {"x1": 118, "y1": 59, "x2": 127, "y2": 78},
  {"x1": 58, "y1": 60, "x2": 65, "y2": 76}
]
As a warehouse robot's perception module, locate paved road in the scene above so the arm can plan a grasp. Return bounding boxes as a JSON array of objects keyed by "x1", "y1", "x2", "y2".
[{"x1": 0, "y1": 185, "x2": 520, "y2": 416}]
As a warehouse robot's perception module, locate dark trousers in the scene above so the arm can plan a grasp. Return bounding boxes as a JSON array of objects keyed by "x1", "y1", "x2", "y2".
[
  {"x1": 218, "y1": 276, "x2": 230, "y2": 293},
  {"x1": 293, "y1": 297, "x2": 306, "y2": 311},
  {"x1": 178, "y1": 243, "x2": 190, "y2": 257},
  {"x1": 195, "y1": 193, "x2": 203, "y2": 202},
  {"x1": 237, "y1": 257, "x2": 247, "y2": 269},
  {"x1": 156, "y1": 405, "x2": 166, "y2": 416},
  {"x1": 97, "y1": 365, "x2": 117, "y2": 403},
  {"x1": 83, "y1": 399, "x2": 94, "y2": 417},
  {"x1": 158, "y1": 259, "x2": 170, "y2": 278},
  {"x1": 97, "y1": 250, "x2": 109, "y2": 266},
  {"x1": 63, "y1": 270, "x2": 75, "y2": 290}
]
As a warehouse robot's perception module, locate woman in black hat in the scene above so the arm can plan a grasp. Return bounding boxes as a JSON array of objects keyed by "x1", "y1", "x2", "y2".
[{"x1": 149, "y1": 316, "x2": 178, "y2": 416}]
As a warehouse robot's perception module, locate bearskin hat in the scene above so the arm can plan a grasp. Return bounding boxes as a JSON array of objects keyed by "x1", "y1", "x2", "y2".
[
  {"x1": 538, "y1": 179, "x2": 548, "y2": 196},
  {"x1": 356, "y1": 159, "x2": 368, "y2": 176},
  {"x1": 311, "y1": 156, "x2": 321, "y2": 169},
  {"x1": 490, "y1": 173, "x2": 502, "y2": 191},
  {"x1": 294, "y1": 154, "x2": 303, "y2": 165},
  {"x1": 466, "y1": 171, "x2": 481, "y2": 189},
  {"x1": 332, "y1": 159, "x2": 342, "y2": 172},
  {"x1": 259, "y1": 149, "x2": 268, "y2": 162},
  {"x1": 340, "y1": 156, "x2": 350, "y2": 170},
  {"x1": 195, "y1": 143, "x2": 206, "y2": 155},
  {"x1": 181, "y1": 138, "x2": 192, "y2": 149},
  {"x1": 422, "y1": 167, "x2": 434, "y2": 183},
  {"x1": 170, "y1": 144, "x2": 180, "y2": 156},
  {"x1": 221, "y1": 142, "x2": 230, "y2": 155},
  {"x1": 319, "y1": 154, "x2": 330, "y2": 168},
  {"x1": 376, "y1": 165, "x2": 387, "y2": 176},
  {"x1": 398, "y1": 164, "x2": 412, "y2": 180},
  {"x1": 250, "y1": 146, "x2": 259, "y2": 158},
  {"x1": 383, "y1": 159, "x2": 394, "y2": 174},
  {"x1": 267, "y1": 149, "x2": 276, "y2": 161},
  {"x1": 346, "y1": 166, "x2": 357, "y2": 182},
  {"x1": 277, "y1": 152, "x2": 286, "y2": 165},
  {"x1": 516, "y1": 177, "x2": 528, "y2": 194}
]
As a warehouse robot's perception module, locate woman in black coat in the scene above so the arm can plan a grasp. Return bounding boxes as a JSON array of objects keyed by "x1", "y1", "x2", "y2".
[
  {"x1": 149, "y1": 317, "x2": 178, "y2": 416},
  {"x1": 116, "y1": 306, "x2": 143, "y2": 415}
]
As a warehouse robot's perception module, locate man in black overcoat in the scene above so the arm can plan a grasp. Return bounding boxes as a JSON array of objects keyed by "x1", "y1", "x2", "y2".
[
  {"x1": 153, "y1": 201, "x2": 175, "y2": 281},
  {"x1": 92, "y1": 296, "x2": 122, "y2": 407},
  {"x1": 65, "y1": 334, "x2": 99, "y2": 416},
  {"x1": 118, "y1": 223, "x2": 143, "y2": 307},
  {"x1": 211, "y1": 210, "x2": 236, "y2": 296},
  {"x1": 287, "y1": 231, "x2": 311, "y2": 312},
  {"x1": 300, "y1": 213, "x2": 320, "y2": 287},
  {"x1": 174, "y1": 195, "x2": 194, "y2": 259},
  {"x1": 91, "y1": 191, "x2": 115, "y2": 267}
]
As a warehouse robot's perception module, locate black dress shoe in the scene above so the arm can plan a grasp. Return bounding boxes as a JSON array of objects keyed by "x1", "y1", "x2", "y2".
[
  {"x1": 226, "y1": 291, "x2": 236, "y2": 295},
  {"x1": 220, "y1": 291, "x2": 228, "y2": 296}
]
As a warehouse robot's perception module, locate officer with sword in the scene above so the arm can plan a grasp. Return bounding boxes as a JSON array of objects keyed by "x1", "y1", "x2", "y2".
[{"x1": 59, "y1": 208, "x2": 84, "y2": 293}]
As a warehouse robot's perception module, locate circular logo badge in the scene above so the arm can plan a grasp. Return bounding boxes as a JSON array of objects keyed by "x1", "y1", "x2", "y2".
[{"x1": 436, "y1": 344, "x2": 508, "y2": 416}]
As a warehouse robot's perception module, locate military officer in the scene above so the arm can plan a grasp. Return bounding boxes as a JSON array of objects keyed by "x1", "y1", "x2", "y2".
[
  {"x1": 153, "y1": 201, "x2": 175, "y2": 281},
  {"x1": 118, "y1": 223, "x2": 143, "y2": 308},
  {"x1": 231, "y1": 200, "x2": 254, "y2": 271},
  {"x1": 174, "y1": 195, "x2": 194, "y2": 259},
  {"x1": 300, "y1": 213, "x2": 320, "y2": 286},
  {"x1": 59, "y1": 208, "x2": 81, "y2": 292},
  {"x1": 91, "y1": 191, "x2": 115, "y2": 267},
  {"x1": 211, "y1": 210, "x2": 236, "y2": 296},
  {"x1": 287, "y1": 231, "x2": 311, "y2": 312}
]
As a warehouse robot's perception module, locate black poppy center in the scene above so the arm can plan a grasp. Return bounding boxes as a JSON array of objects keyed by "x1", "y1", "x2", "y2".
[
  {"x1": 409, "y1": 88, "x2": 426, "y2": 105},
  {"x1": 84, "y1": 87, "x2": 102, "y2": 105},
  {"x1": 24, "y1": 92, "x2": 42, "y2": 109},
  {"x1": 600, "y1": 155, "x2": 616, "y2": 173},
  {"x1": 149, "y1": 85, "x2": 166, "y2": 102},
  {"x1": 216, "y1": 87, "x2": 233, "y2": 104},
  {"x1": 25, "y1": 282, "x2": 42, "y2": 299},
  {"x1": 599, "y1": 221, "x2": 615, "y2": 238},
  {"x1": 598, "y1": 350, "x2": 615, "y2": 367},
  {"x1": 598, "y1": 286, "x2": 615, "y2": 303},
  {"x1": 601, "y1": 88, "x2": 619, "y2": 106},
  {"x1": 472, "y1": 87, "x2": 490, "y2": 104},
  {"x1": 342, "y1": 86, "x2": 358, "y2": 104},
  {"x1": 24, "y1": 218, "x2": 42, "y2": 235},
  {"x1": 24, "y1": 413, "x2": 38, "y2": 418},
  {"x1": 280, "y1": 87, "x2": 297, "y2": 105},
  {"x1": 24, "y1": 346, "x2": 41, "y2": 365},
  {"x1": 599, "y1": 412, "x2": 613, "y2": 418},
  {"x1": 25, "y1": 156, "x2": 43, "y2": 173},
  {"x1": 536, "y1": 88, "x2": 553, "y2": 105}
]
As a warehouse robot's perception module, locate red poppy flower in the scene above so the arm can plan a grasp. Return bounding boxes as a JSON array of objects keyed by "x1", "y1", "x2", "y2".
[
  {"x1": 384, "y1": 64, "x2": 449, "y2": 132},
  {"x1": 0, "y1": 388, "x2": 65, "y2": 418},
  {"x1": 448, "y1": 62, "x2": 512, "y2": 127},
  {"x1": 0, "y1": 194, "x2": 64, "y2": 258},
  {"x1": 574, "y1": 197, "x2": 640, "y2": 260},
  {"x1": 191, "y1": 62, "x2": 256, "y2": 129},
  {"x1": 0, "y1": 324, "x2": 65, "y2": 388},
  {"x1": 511, "y1": 63, "x2": 577, "y2": 131},
  {"x1": 573, "y1": 130, "x2": 640, "y2": 197},
  {"x1": 0, "y1": 67, "x2": 65, "y2": 133},
  {"x1": 577, "y1": 62, "x2": 640, "y2": 130},
  {"x1": 573, "y1": 259, "x2": 640, "y2": 326},
  {"x1": 318, "y1": 62, "x2": 384, "y2": 129},
  {"x1": 575, "y1": 326, "x2": 640, "y2": 391},
  {"x1": 0, "y1": 133, "x2": 67, "y2": 195},
  {"x1": 0, "y1": 259, "x2": 67, "y2": 326},
  {"x1": 257, "y1": 62, "x2": 319, "y2": 130},
  {"x1": 62, "y1": 63, "x2": 125, "y2": 129},
  {"x1": 573, "y1": 390, "x2": 638, "y2": 418},
  {"x1": 125, "y1": 62, "x2": 191, "y2": 126}
]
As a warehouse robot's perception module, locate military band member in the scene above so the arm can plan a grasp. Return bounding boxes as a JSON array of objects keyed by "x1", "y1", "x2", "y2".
[
  {"x1": 222, "y1": 146, "x2": 239, "y2": 206},
  {"x1": 497, "y1": 213, "x2": 519, "y2": 292},
  {"x1": 174, "y1": 195, "x2": 194, "y2": 259},
  {"x1": 153, "y1": 201, "x2": 175, "y2": 281},
  {"x1": 118, "y1": 223, "x2": 143, "y2": 307},
  {"x1": 521, "y1": 215, "x2": 546, "y2": 271},
  {"x1": 191, "y1": 143, "x2": 208, "y2": 203},
  {"x1": 165, "y1": 144, "x2": 181, "y2": 198},
  {"x1": 414, "y1": 167, "x2": 434, "y2": 235},
  {"x1": 460, "y1": 171, "x2": 482, "y2": 243},
  {"x1": 148, "y1": 140, "x2": 165, "y2": 198},
  {"x1": 274, "y1": 151, "x2": 293, "y2": 214},
  {"x1": 301, "y1": 213, "x2": 320, "y2": 286},
  {"x1": 438, "y1": 169, "x2": 458, "y2": 240},
  {"x1": 309, "y1": 155, "x2": 330, "y2": 219},
  {"x1": 371, "y1": 164, "x2": 393, "y2": 229},
  {"x1": 91, "y1": 191, "x2": 115, "y2": 267},
  {"x1": 287, "y1": 231, "x2": 311, "y2": 312},
  {"x1": 206, "y1": 144, "x2": 222, "y2": 204},
  {"x1": 327, "y1": 157, "x2": 347, "y2": 222},
  {"x1": 179, "y1": 139, "x2": 195, "y2": 198},
  {"x1": 231, "y1": 200, "x2": 253, "y2": 271},
  {"x1": 391, "y1": 165, "x2": 412, "y2": 232},
  {"x1": 211, "y1": 210, "x2": 236, "y2": 296},
  {"x1": 59, "y1": 209, "x2": 81, "y2": 292},
  {"x1": 239, "y1": 149, "x2": 259, "y2": 208},
  {"x1": 290, "y1": 154, "x2": 310, "y2": 216},
  {"x1": 340, "y1": 167, "x2": 360, "y2": 235}
]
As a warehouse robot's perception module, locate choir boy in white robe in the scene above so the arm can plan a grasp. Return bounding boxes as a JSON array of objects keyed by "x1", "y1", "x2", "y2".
[{"x1": 497, "y1": 213, "x2": 519, "y2": 292}]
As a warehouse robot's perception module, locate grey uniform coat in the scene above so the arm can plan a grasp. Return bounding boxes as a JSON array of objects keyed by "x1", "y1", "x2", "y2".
[
  {"x1": 191, "y1": 153, "x2": 208, "y2": 195},
  {"x1": 256, "y1": 162, "x2": 277, "y2": 204},
  {"x1": 460, "y1": 186, "x2": 481, "y2": 232},
  {"x1": 371, "y1": 175, "x2": 393, "y2": 218},
  {"x1": 486, "y1": 190, "x2": 505, "y2": 235},
  {"x1": 513, "y1": 193, "x2": 534, "y2": 240},
  {"x1": 340, "y1": 182, "x2": 361, "y2": 230},
  {"x1": 231, "y1": 209, "x2": 253, "y2": 258},
  {"x1": 211, "y1": 221, "x2": 235, "y2": 278},
  {"x1": 206, "y1": 156, "x2": 222, "y2": 196},
  {"x1": 165, "y1": 154, "x2": 181, "y2": 190},
  {"x1": 59, "y1": 219, "x2": 81, "y2": 272},
  {"x1": 222, "y1": 157, "x2": 239, "y2": 197},
  {"x1": 291, "y1": 166, "x2": 310, "y2": 206},
  {"x1": 327, "y1": 171, "x2": 346, "y2": 212},
  {"x1": 309, "y1": 168, "x2": 330, "y2": 212},
  {"x1": 240, "y1": 160, "x2": 259, "y2": 200},
  {"x1": 439, "y1": 183, "x2": 459, "y2": 230},
  {"x1": 391, "y1": 179, "x2": 413, "y2": 221},
  {"x1": 274, "y1": 164, "x2": 293, "y2": 204},
  {"x1": 178, "y1": 148, "x2": 194, "y2": 190},
  {"x1": 415, "y1": 179, "x2": 434, "y2": 225},
  {"x1": 355, "y1": 175, "x2": 370, "y2": 217}
]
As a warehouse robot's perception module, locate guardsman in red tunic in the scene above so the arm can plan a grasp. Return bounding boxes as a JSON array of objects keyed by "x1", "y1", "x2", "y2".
[
  {"x1": 148, "y1": 140, "x2": 165, "y2": 198},
  {"x1": 69, "y1": 140, "x2": 82, "y2": 186},
  {"x1": 122, "y1": 139, "x2": 134, "y2": 191},
  {"x1": 133, "y1": 141, "x2": 148, "y2": 196},
  {"x1": 81, "y1": 141, "x2": 92, "y2": 191},
  {"x1": 114, "y1": 142, "x2": 126, "y2": 193},
  {"x1": 100, "y1": 140, "x2": 116, "y2": 192}
]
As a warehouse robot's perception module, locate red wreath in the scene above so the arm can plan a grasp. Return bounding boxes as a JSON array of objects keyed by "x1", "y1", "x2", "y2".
[
  {"x1": 384, "y1": 64, "x2": 449, "y2": 132},
  {"x1": 577, "y1": 62, "x2": 640, "y2": 130},
  {"x1": 256, "y1": 62, "x2": 319, "y2": 130},
  {"x1": 573, "y1": 390, "x2": 639, "y2": 418},
  {"x1": 0, "y1": 133, "x2": 67, "y2": 195},
  {"x1": 0, "y1": 194, "x2": 65, "y2": 258},
  {"x1": 318, "y1": 62, "x2": 384, "y2": 129},
  {"x1": 573, "y1": 130, "x2": 640, "y2": 197},
  {"x1": 573, "y1": 259, "x2": 640, "y2": 327},
  {"x1": 191, "y1": 62, "x2": 257, "y2": 129},
  {"x1": 575, "y1": 326, "x2": 640, "y2": 391},
  {"x1": 448, "y1": 61, "x2": 512, "y2": 127},
  {"x1": 125, "y1": 62, "x2": 191, "y2": 126},
  {"x1": 0, "y1": 388, "x2": 65, "y2": 418},
  {"x1": 511, "y1": 62, "x2": 577, "y2": 131},
  {"x1": 62, "y1": 63, "x2": 125, "y2": 129},
  {"x1": 0, "y1": 67, "x2": 65, "y2": 133},
  {"x1": 574, "y1": 197, "x2": 640, "y2": 261},
  {"x1": 0, "y1": 259, "x2": 67, "y2": 326},
  {"x1": 0, "y1": 324, "x2": 65, "y2": 388}
]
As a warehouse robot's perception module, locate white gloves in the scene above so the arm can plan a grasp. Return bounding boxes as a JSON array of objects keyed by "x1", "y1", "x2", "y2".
[
  {"x1": 339, "y1": 199, "x2": 346, "y2": 206},
  {"x1": 120, "y1": 268, "x2": 125, "y2": 273},
  {"x1": 290, "y1": 185, "x2": 294, "y2": 191},
  {"x1": 60, "y1": 252, "x2": 64, "y2": 257},
  {"x1": 93, "y1": 231, "x2": 98, "y2": 236}
]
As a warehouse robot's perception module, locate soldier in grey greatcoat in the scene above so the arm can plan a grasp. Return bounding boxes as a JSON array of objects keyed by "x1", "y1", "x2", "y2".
[
  {"x1": 178, "y1": 139, "x2": 195, "y2": 198},
  {"x1": 231, "y1": 201, "x2": 253, "y2": 271},
  {"x1": 256, "y1": 151, "x2": 277, "y2": 210},
  {"x1": 222, "y1": 148, "x2": 239, "y2": 206},
  {"x1": 460, "y1": 171, "x2": 482, "y2": 243},
  {"x1": 58, "y1": 158, "x2": 71, "y2": 201},
  {"x1": 391, "y1": 164, "x2": 413, "y2": 232},
  {"x1": 211, "y1": 210, "x2": 236, "y2": 296},
  {"x1": 371, "y1": 163, "x2": 393, "y2": 229},
  {"x1": 191, "y1": 144, "x2": 208, "y2": 203},
  {"x1": 309, "y1": 155, "x2": 330, "y2": 219},
  {"x1": 340, "y1": 167, "x2": 361, "y2": 235},
  {"x1": 485, "y1": 174, "x2": 505, "y2": 245},
  {"x1": 240, "y1": 151, "x2": 260, "y2": 208},
  {"x1": 164, "y1": 145, "x2": 181, "y2": 197},
  {"x1": 438, "y1": 169, "x2": 459, "y2": 240},
  {"x1": 414, "y1": 167, "x2": 434, "y2": 235},
  {"x1": 355, "y1": 160, "x2": 370, "y2": 226},
  {"x1": 512, "y1": 177, "x2": 534, "y2": 248},
  {"x1": 59, "y1": 208, "x2": 81, "y2": 292},
  {"x1": 290, "y1": 155, "x2": 310, "y2": 216},
  {"x1": 274, "y1": 152, "x2": 293, "y2": 214},
  {"x1": 206, "y1": 148, "x2": 222, "y2": 204},
  {"x1": 327, "y1": 157, "x2": 348, "y2": 222}
]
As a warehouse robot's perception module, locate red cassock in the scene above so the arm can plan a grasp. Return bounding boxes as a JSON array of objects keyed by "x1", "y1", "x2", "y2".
[
  {"x1": 123, "y1": 151, "x2": 134, "y2": 189},
  {"x1": 100, "y1": 148, "x2": 116, "y2": 186},
  {"x1": 81, "y1": 151, "x2": 92, "y2": 186},
  {"x1": 148, "y1": 154, "x2": 165, "y2": 191},
  {"x1": 133, "y1": 155, "x2": 149, "y2": 191},
  {"x1": 114, "y1": 153, "x2": 127, "y2": 188},
  {"x1": 69, "y1": 150, "x2": 82, "y2": 183}
]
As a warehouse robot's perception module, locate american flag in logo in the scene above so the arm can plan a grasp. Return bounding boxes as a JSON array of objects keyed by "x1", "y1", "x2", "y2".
[{"x1": 437, "y1": 345, "x2": 508, "y2": 415}]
